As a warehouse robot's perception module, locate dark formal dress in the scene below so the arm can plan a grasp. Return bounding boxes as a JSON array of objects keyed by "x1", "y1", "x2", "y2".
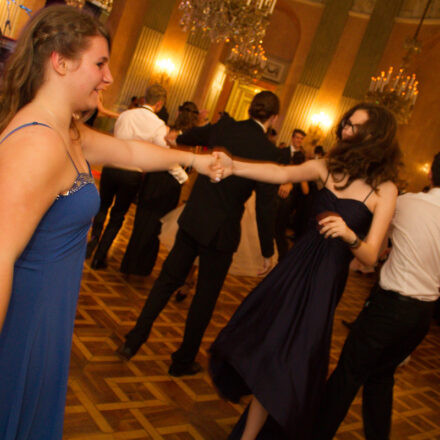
[
  {"x1": 209, "y1": 186, "x2": 373, "y2": 439},
  {"x1": 0, "y1": 122, "x2": 99, "y2": 440}
]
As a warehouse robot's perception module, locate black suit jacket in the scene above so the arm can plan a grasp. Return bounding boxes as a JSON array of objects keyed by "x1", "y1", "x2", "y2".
[
  {"x1": 278, "y1": 145, "x2": 305, "y2": 165},
  {"x1": 177, "y1": 117, "x2": 281, "y2": 256}
]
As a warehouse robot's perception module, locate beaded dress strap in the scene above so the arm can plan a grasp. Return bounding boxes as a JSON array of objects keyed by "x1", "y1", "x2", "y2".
[
  {"x1": 0, "y1": 122, "x2": 52, "y2": 144},
  {"x1": 323, "y1": 171, "x2": 330, "y2": 186}
]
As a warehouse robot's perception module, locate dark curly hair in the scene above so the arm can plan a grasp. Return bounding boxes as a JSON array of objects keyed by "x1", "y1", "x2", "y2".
[
  {"x1": 172, "y1": 101, "x2": 199, "y2": 132},
  {"x1": 327, "y1": 102, "x2": 403, "y2": 190}
]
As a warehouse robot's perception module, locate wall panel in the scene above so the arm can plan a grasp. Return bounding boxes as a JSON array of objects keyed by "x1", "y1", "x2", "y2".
[
  {"x1": 117, "y1": 27, "x2": 163, "y2": 110},
  {"x1": 278, "y1": 84, "x2": 319, "y2": 143},
  {"x1": 166, "y1": 43, "x2": 207, "y2": 123}
]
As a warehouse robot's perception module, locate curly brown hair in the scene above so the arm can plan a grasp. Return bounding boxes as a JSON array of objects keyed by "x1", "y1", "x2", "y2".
[
  {"x1": 173, "y1": 101, "x2": 199, "y2": 132},
  {"x1": 327, "y1": 102, "x2": 403, "y2": 190}
]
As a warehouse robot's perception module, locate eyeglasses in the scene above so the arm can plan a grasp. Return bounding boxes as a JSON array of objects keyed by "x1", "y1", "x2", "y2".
[{"x1": 342, "y1": 119, "x2": 362, "y2": 134}]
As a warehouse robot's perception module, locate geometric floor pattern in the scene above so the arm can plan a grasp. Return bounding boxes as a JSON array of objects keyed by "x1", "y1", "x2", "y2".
[{"x1": 64, "y1": 205, "x2": 440, "y2": 439}]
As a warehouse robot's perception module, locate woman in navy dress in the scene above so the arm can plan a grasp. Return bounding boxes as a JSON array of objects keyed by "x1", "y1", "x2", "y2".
[
  {"x1": 210, "y1": 103, "x2": 402, "y2": 439},
  {"x1": 0, "y1": 6, "x2": 219, "y2": 440}
]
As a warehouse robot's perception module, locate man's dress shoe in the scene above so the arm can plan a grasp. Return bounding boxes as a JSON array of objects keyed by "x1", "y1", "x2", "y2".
[
  {"x1": 116, "y1": 343, "x2": 137, "y2": 361},
  {"x1": 168, "y1": 361, "x2": 202, "y2": 377}
]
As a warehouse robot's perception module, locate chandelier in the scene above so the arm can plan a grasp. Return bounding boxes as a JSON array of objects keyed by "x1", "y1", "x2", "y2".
[
  {"x1": 179, "y1": 0, "x2": 277, "y2": 47},
  {"x1": 225, "y1": 42, "x2": 267, "y2": 82},
  {"x1": 90, "y1": 0, "x2": 113, "y2": 12},
  {"x1": 65, "y1": 0, "x2": 85, "y2": 8},
  {"x1": 366, "y1": 66, "x2": 418, "y2": 124},
  {"x1": 64, "y1": 0, "x2": 113, "y2": 12},
  {"x1": 365, "y1": 0, "x2": 432, "y2": 124}
]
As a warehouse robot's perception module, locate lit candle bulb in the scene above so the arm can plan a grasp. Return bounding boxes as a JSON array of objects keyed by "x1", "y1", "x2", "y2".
[
  {"x1": 269, "y1": 0, "x2": 276, "y2": 13},
  {"x1": 411, "y1": 90, "x2": 419, "y2": 105},
  {"x1": 386, "y1": 67, "x2": 393, "y2": 84}
]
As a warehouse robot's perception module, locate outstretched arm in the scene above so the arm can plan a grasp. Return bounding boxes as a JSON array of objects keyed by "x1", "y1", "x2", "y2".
[
  {"x1": 79, "y1": 123, "x2": 219, "y2": 180},
  {"x1": 97, "y1": 92, "x2": 119, "y2": 119},
  {"x1": 215, "y1": 151, "x2": 327, "y2": 185}
]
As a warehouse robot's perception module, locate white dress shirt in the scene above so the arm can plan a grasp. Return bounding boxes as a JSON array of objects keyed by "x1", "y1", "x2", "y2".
[
  {"x1": 114, "y1": 106, "x2": 187, "y2": 183},
  {"x1": 380, "y1": 188, "x2": 440, "y2": 301},
  {"x1": 115, "y1": 106, "x2": 168, "y2": 147}
]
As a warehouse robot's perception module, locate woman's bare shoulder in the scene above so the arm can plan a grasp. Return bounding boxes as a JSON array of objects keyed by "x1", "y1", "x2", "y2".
[
  {"x1": 0, "y1": 122, "x2": 67, "y2": 172},
  {"x1": 377, "y1": 180, "x2": 398, "y2": 198},
  {"x1": 312, "y1": 158, "x2": 329, "y2": 181}
]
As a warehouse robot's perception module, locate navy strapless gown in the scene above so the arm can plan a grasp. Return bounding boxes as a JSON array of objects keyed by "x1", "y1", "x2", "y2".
[
  {"x1": 209, "y1": 187, "x2": 372, "y2": 439},
  {"x1": 0, "y1": 174, "x2": 99, "y2": 439}
]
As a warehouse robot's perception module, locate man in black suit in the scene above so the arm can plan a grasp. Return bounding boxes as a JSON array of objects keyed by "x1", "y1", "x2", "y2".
[
  {"x1": 275, "y1": 128, "x2": 306, "y2": 260},
  {"x1": 117, "y1": 91, "x2": 281, "y2": 376}
]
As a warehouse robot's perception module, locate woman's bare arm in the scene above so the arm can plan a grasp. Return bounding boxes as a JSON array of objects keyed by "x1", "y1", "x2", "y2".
[
  {"x1": 0, "y1": 127, "x2": 69, "y2": 331},
  {"x1": 96, "y1": 92, "x2": 119, "y2": 119},
  {"x1": 319, "y1": 181, "x2": 398, "y2": 266},
  {"x1": 80, "y1": 123, "x2": 217, "y2": 178},
  {"x1": 216, "y1": 151, "x2": 327, "y2": 184}
]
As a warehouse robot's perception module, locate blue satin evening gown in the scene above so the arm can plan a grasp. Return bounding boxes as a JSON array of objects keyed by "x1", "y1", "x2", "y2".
[{"x1": 0, "y1": 122, "x2": 100, "y2": 439}]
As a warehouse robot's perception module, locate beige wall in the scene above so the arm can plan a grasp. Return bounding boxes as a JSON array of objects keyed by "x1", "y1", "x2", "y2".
[{"x1": 5, "y1": 1, "x2": 439, "y2": 189}]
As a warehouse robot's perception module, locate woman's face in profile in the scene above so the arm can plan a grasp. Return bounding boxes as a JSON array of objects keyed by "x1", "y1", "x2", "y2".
[{"x1": 341, "y1": 109, "x2": 369, "y2": 141}]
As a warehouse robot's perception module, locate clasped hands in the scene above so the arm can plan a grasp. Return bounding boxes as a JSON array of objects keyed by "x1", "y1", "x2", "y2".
[{"x1": 193, "y1": 150, "x2": 232, "y2": 182}]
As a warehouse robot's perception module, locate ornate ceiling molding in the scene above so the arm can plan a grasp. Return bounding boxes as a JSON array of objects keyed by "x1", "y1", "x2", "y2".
[{"x1": 288, "y1": 0, "x2": 440, "y2": 19}]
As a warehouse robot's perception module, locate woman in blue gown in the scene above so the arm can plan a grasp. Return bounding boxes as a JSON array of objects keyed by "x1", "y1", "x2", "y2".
[
  {"x1": 0, "y1": 6, "x2": 219, "y2": 440},
  {"x1": 209, "y1": 103, "x2": 403, "y2": 439}
]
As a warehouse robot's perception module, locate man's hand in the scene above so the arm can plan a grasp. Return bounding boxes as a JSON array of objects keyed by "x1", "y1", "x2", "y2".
[
  {"x1": 278, "y1": 182, "x2": 293, "y2": 199},
  {"x1": 258, "y1": 257, "x2": 273, "y2": 277},
  {"x1": 197, "y1": 109, "x2": 210, "y2": 126},
  {"x1": 165, "y1": 129, "x2": 179, "y2": 147}
]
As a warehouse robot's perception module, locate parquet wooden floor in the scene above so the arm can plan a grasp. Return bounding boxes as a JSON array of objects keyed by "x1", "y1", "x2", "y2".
[{"x1": 64, "y1": 205, "x2": 440, "y2": 439}]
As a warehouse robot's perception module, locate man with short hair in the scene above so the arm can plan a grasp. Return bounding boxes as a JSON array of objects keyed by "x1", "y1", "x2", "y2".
[
  {"x1": 116, "y1": 84, "x2": 168, "y2": 147},
  {"x1": 275, "y1": 128, "x2": 306, "y2": 260},
  {"x1": 88, "y1": 84, "x2": 186, "y2": 270},
  {"x1": 119, "y1": 84, "x2": 187, "y2": 276},
  {"x1": 117, "y1": 91, "x2": 282, "y2": 376},
  {"x1": 315, "y1": 152, "x2": 440, "y2": 439}
]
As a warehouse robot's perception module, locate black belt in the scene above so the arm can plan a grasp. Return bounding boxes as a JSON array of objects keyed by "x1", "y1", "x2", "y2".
[{"x1": 376, "y1": 285, "x2": 422, "y2": 303}]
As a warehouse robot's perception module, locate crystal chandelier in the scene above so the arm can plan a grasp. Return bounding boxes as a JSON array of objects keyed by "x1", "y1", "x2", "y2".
[
  {"x1": 64, "y1": 0, "x2": 113, "y2": 12},
  {"x1": 65, "y1": 0, "x2": 85, "y2": 8},
  {"x1": 366, "y1": 66, "x2": 418, "y2": 124},
  {"x1": 365, "y1": 0, "x2": 432, "y2": 124},
  {"x1": 225, "y1": 42, "x2": 267, "y2": 82},
  {"x1": 179, "y1": 0, "x2": 277, "y2": 47},
  {"x1": 90, "y1": 0, "x2": 113, "y2": 12}
]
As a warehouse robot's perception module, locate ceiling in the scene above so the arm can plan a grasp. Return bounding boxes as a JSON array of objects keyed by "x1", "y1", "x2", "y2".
[{"x1": 293, "y1": 0, "x2": 440, "y2": 19}]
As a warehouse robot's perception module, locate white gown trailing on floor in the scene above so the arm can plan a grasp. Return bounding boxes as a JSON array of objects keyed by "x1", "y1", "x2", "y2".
[{"x1": 159, "y1": 192, "x2": 276, "y2": 277}]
